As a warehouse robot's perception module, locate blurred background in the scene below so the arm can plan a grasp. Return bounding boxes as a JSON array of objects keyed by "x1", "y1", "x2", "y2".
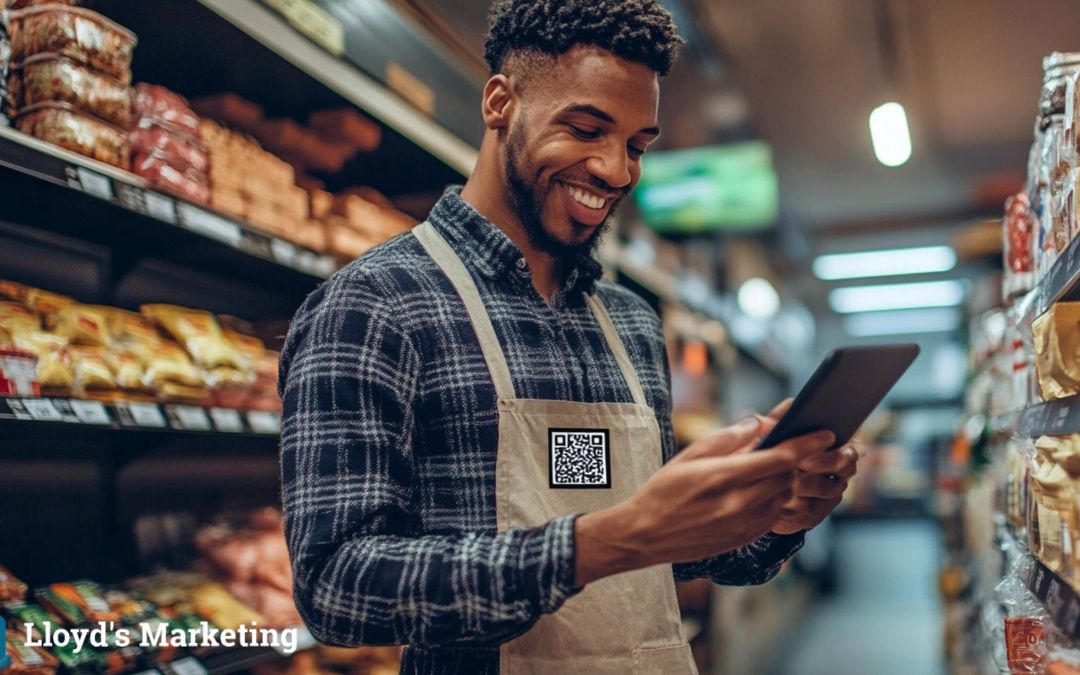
[{"x1": 1, "y1": 0, "x2": 1079, "y2": 674}]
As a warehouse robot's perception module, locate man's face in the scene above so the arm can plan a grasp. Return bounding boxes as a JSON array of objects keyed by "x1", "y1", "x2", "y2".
[{"x1": 502, "y1": 46, "x2": 661, "y2": 259}]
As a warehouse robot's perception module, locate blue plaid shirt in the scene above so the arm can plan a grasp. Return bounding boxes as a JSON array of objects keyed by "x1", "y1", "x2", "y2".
[{"x1": 279, "y1": 187, "x2": 804, "y2": 674}]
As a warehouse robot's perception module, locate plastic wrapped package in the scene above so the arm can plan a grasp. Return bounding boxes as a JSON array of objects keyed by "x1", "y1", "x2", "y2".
[
  {"x1": 141, "y1": 304, "x2": 248, "y2": 373},
  {"x1": 14, "y1": 101, "x2": 128, "y2": 167},
  {"x1": 45, "y1": 303, "x2": 111, "y2": 345},
  {"x1": 0, "y1": 563, "x2": 28, "y2": 601},
  {"x1": 5, "y1": 629, "x2": 60, "y2": 675},
  {"x1": 0, "y1": 22, "x2": 11, "y2": 126},
  {"x1": 132, "y1": 83, "x2": 199, "y2": 135},
  {"x1": 130, "y1": 117, "x2": 209, "y2": 172},
  {"x1": 996, "y1": 554, "x2": 1051, "y2": 674},
  {"x1": 9, "y1": 5, "x2": 136, "y2": 83},
  {"x1": 132, "y1": 152, "x2": 210, "y2": 204},
  {"x1": 9, "y1": 52, "x2": 131, "y2": 126},
  {"x1": 1033, "y1": 303, "x2": 1080, "y2": 400},
  {"x1": 0, "y1": 345, "x2": 38, "y2": 396},
  {"x1": 68, "y1": 344, "x2": 118, "y2": 398},
  {"x1": 1004, "y1": 192, "x2": 1036, "y2": 298},
  {"x1": 8, "y1": 0, "x2": 80, "y2": 9}
]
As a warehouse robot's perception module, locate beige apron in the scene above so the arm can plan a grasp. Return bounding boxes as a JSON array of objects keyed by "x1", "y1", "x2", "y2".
[{"x1": 413, "y1": 222, "x2": 696, "y2": 675}]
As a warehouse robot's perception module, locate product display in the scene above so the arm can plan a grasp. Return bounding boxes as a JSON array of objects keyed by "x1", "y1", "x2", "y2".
[
  {"x1": 8, "y1": 52, "x2": 131, "y2": 127},
  {"x1": 14, "y1": 100, "x2": 128, "y2": 167},
  {"x1": 9, "y1": 5, "x2": 136, "y2": 84}
]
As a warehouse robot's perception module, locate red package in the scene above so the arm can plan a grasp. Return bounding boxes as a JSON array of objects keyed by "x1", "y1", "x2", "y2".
[
  {"x1": 132, "y1": 83, "x2": 199, "y2": 135},
  {"x1": 1005, "y1": 615, "x2": 1046, "y2": 674},
  {"x1": 132, "y1": 153, "x2": 210, "y2": 204},
  {"x1": 130, "y1": 118, "x2": 209, "y2": 173}
]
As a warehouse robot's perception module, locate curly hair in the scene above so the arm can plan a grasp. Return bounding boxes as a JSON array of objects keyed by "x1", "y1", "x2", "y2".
[{"x1": 484, "y1": 0, "x2": 683, "y2": 79}]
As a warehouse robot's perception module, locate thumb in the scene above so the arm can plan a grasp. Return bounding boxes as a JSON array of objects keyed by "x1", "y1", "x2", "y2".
[{"x1": 679, "y1": 416, "x2": 763, "y2": 461}]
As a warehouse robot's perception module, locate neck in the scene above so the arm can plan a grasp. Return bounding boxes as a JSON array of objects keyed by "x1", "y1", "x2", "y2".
[{"x1": 460, "y1": 175, "x2": 564, "y2": 303}]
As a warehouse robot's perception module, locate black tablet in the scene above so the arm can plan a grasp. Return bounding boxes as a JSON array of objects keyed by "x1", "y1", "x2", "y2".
[{"x1": 755, "y1": 344, "x2": 920, "y2": 450}]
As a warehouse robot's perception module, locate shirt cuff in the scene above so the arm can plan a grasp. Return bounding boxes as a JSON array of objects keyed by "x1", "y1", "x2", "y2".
[{"x1": 535, "y1": 513, "x2": 585, "y2": 614}]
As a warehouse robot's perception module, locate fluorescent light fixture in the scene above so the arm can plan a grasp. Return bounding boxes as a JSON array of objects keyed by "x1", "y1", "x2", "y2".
[
  {"x1": 813, "y1": 245, "x2": 956, "y2": 280},
  {"x1": 843, "y1": 308, "x2": 961, "y2": 337},
  {"x1": 738, "y1": 277, "x2": 780, "y2": 320},
  {"x1": 829, "y1": 280, "x2": 965, "y2": 313},
  {"x1": 869, "y1": 102, "x2": 912, "y2": 167}
]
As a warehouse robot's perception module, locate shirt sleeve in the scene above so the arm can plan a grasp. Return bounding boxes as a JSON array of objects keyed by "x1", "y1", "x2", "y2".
[
  {"x1": 279, "y1": 275, "x2": 581, "y2": 648},
  {"x1": 652, "y1": 335, "x2": 804, "y2": 586}
]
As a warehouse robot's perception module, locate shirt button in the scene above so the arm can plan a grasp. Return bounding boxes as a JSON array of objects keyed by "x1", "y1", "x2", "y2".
[{"x1": 515, "y1": 258, "x2": 527, "y2": 270}]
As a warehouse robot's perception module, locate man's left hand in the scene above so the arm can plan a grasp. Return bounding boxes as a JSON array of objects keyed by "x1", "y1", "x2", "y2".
[{"x1": 759, "y1": 399, "x2": 862, "y2": 536}]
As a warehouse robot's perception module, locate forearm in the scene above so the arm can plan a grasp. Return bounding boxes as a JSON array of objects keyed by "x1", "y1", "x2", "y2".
[
  {"x1": 572, "y1": 505, "x2": 652, "y2": 587},
  {"x1": 290, "y1": 514, "x2": 581, "y2": 647},
  {"x1": 672, "y1": 531, "x2": 805, "y2": 585}
]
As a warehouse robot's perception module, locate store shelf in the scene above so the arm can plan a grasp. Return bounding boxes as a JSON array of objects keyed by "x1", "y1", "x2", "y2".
[
  {"x1": 1028, "y1": 558, "x2": 1080, "y2": 640},
  {"x1": 1008, "y1": 395, "x2": 1080, "y2": 437},
  {"x1": 0, "y1": 125, "x2": 335, "y2": 295},
  {"x1": 1015, "y1": 230, "x2": 1080, "y2": 328},
  {"x1": 157, "y1": 627, "x2": 317, "y2": 675},
  {"x1": 0, "y1": 396, "x2": 281, "y2": 437}
]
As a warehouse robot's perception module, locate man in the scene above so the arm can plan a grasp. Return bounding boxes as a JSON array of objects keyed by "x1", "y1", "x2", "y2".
[{"x1": 279, "y1": 1, "x2": 859, "y2": 673}]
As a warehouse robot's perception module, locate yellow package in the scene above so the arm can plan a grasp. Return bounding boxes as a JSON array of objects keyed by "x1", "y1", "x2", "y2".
[
  {"x1": 47, "y1": 304, "x2": 112, "y2": 346},
  {"x1": 69, "y1": 345, "x2": 118, "y2": 393},
  {"x1": 1033, "y1": 303, "x2": 1080, "y2": 400},
  {"x1": 107, "y1": 350, "x2": 149, "y2": 393},
  {"x1": 188, "y1": 582, "x2": 266, "y2": 630},
  {"x1": 23, "y1": 287, "x2": 74, "y2": 316},
  {"x1": 139, "y1": 341, "x2": 205, "y2": 389},
  {"x1": 9, "y1": 330, "x2": 74, "y2": 393},
  {"x1": 141, "y1": 304, "x2": 246, "y2": 371}
]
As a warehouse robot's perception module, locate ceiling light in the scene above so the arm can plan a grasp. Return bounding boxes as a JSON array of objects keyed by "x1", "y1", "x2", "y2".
[
  {"x1": 813, "y1": 245, "x2": 956, "y2": 280},
  {"x1": 737, "y1": 277, "x2": 780, "y2": 320},
  {"x1": 829, "y1": 280, "x2": 965, "y2": 313},
  {"x1": 869, "y1": 102, "x2": 911, "y2": 167},
  {"x1": 842, "y1": 308, "x2": 961, "y2": 337}
]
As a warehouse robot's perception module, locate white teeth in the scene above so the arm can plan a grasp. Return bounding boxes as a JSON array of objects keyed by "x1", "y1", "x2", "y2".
[{"x1": 567, "y1": 185, "x2": 605, "y2": 210}]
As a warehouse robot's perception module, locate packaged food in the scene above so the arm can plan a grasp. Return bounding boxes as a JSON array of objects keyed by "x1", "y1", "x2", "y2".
[
  {"x1": 106, "y1": 349, "x2": 147, "y2": 393},
  {"x1": 132, "y1": 83, "x2": 199, "y2": 134},
  {"x1": 9, "y1": 332, "x2": 73, "y2": 394},
  {"x1": 8, "y1": 0, "x2": 79, "y2": 9},
  {"x1": 35, "y1": 585, "x2": 88, "y2": 625},
  {"x1": 141, "y1": 304, "x2": 247, "y2": 371},
  {"x1": 0, "y1": 29, "x2": 11, "y2": 126},
  {"x1": 187, "y1": 582, "x2": 266, "y2": 630},
  {"x1": 1005, "y1": 615, "x2": 1046, "y2": 673},
  {"x1": 130, "y1": 117, "x2": 209, "y2": 173},
  {"x1": 21, "y1": 286, "x2": 71, "y2": 316},
  {"x1": 138, "y1": 341, "x2": 203, "y2": 388},
  {"x1": 45, "y1": 303, "x2": 110, "y2": 345},
  {"x1": 192, "y1": 93, "x2": 264, "y2": 128},
  {"x1": 132, "y1": 152, "x2": 210, "y2": 204},
  {"x1": 1003, "y1": 192, "x2": 1035, "y2": 298},
  {"x1": 5, "y1": 629, "x2": 60, "y2": 675},
  {"x1": 0, "y1": 346, "x2": 38, "y2": 396},
  {"x1": 9, "y1": 5, "x2": 136, "y2": 84},
  {"x1": 1033, "y1": 303, "x2": 1080, "y2": 400},
  {"x1": 11, "y1": 52, "x2": 131, "y2": 127},
  {"x1": 0, "y1": 564, "x2": 28, "y2": 601},
  {"x1": 15, "y1": 101, "x2": 128, "y2": 168},
  {"x1": 68, "y1": 345, "x2": 117, "y2": 395},
  {"x1": 308, "y1": 107, "x2": 381, "y2": 152}
]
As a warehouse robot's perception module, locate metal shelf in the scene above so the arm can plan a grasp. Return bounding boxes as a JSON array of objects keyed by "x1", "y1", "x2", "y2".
[
  {"x1": 1009, "y1": 395, "x2": 1080, "y2": 437},
  {"x1": 1014, "y1": 231, "x2": 1080, "y2": 328}
]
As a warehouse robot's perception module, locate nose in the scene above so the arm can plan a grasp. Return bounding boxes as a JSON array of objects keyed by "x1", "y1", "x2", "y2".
[{"x1": 586, "y1": 141, "x2": 632, "y2": 191}]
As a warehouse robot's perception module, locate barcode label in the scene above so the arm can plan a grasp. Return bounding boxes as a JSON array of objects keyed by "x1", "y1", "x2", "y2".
[
  {"x1": 144, "y1": 192, "x2": 177, "y2": 223},
  {"x1": 70, "y1": 399, "x2": 111, "y2": 425},
  {"x1": 209, "y1": 407, "x2": 244, "y2": 433},
  {"x1": 77, "y1": 167, "x2": 113, "y2": 200}
]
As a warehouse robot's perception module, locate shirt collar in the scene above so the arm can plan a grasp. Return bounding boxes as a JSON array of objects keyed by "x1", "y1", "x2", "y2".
[{"x1": 427, "y1": 186, "x2": 603, "y2": 296}]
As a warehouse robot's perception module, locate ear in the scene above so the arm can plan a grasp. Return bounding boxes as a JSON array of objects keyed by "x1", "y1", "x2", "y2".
[{"x1": 481, "y1": 74, "x2": 514, "y2": 130}]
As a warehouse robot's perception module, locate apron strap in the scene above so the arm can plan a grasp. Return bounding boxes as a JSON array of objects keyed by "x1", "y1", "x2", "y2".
[
  {"x1": 413, "y1": 221, "x2": 517, "y2": 400},
  {"x1": 585, "y1": 294, "x2": 649, "y2": 407}
]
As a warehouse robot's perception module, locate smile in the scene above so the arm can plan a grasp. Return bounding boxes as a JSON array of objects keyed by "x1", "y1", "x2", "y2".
[{"x1": 562, "y1": 183, "x2": 607, "y2": 210}]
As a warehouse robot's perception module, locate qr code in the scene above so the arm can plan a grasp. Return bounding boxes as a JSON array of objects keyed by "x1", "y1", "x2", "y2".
[{"x1": 549, "y1": 428, "x2": 610, "y2": 488}]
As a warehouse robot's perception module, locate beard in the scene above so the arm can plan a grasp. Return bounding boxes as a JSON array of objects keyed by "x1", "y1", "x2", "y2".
[{"x1": 503, "y1": 120, "x2": 616, "y2": 261}]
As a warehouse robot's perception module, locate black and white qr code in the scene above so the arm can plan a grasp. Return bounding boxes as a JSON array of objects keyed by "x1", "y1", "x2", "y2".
[{"x1": 548, "y1": 428, "x2": 611, "y2": 488}]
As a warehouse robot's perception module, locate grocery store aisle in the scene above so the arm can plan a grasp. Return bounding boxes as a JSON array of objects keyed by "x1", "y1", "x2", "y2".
[{"x1": 767, "y1": 519, "x2": 944, "y2": 675}]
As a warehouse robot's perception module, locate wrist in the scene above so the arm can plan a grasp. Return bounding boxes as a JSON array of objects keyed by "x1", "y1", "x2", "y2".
[{"x1": 572, "y1": 503, "x2": 650, "y2": 587}]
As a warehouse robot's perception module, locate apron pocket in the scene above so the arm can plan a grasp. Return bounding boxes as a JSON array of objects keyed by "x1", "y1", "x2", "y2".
[{"x1": 632, "y1": 642, "x2": 697, "y2": 674}]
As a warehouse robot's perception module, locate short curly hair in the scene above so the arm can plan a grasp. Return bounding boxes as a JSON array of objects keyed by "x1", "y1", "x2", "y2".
[{"x1": 484, "y1": 0, "x2": 683, "y2": 79}]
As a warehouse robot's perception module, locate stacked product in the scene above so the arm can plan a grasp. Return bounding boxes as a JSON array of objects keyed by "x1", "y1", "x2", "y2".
[
  {"x1": 7, "y1": 3, "x2": 136, "y2": 168},
  {"x1": 311, "y1": 185, "x2": 418, "y2": 260},
  {"x1": 0, "y1": 7, "x2": 11, "y2": 126},
  {"x1": 196, "y1": 117, "x2": 321, "y2": 249},
  {"x1": 130, "y1": 83, "x2": 210, "y2": 204},
  {"x1": 0, "y1": 279, "x2": 281, "y2": 410}
]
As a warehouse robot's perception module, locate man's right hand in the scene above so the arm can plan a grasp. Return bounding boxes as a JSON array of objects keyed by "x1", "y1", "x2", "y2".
[{"x1": 573, "y1": 418, "x2": 834, "y2": 587}]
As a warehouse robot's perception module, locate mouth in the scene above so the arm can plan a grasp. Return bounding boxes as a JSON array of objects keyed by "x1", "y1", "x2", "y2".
[{"x1": 557, "y1": 181, "x2": 617, "y2": 227}]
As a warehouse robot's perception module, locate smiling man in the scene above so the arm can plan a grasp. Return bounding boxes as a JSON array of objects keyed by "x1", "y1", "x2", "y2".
[{"x1": 279, "y1": 1, "x2": 858, "y2": 674}]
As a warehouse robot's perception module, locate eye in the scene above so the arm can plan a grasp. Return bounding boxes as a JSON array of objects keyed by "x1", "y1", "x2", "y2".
[{"x1": 569, "y1": 125, "x2": 601, "y2": 140}]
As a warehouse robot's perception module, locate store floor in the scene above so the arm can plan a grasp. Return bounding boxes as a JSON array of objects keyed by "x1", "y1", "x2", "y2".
[{"x1": 766, "y1": 519, "x2": 944, "y2": 675}]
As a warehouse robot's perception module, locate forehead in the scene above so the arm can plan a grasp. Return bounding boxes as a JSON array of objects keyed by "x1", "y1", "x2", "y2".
[{"x1": 524, "y1": 46, "x2": 659, "y2": 124}]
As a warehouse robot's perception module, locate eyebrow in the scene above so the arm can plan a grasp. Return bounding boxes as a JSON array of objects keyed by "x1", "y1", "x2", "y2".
[{"x1": 563, "y1": 103, "x2": 661, "y2": 137}]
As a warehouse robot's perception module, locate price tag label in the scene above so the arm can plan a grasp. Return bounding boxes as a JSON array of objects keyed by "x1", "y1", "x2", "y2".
[
  {"x1": 167, "y1": 405, "x2": 212, "y2": 431},
  {"x1": 20, "y1": 397, "x2": 63, "y2": 422},
  {"x1": 209, "y1": 407, "x2": 244, "y2": 433},
  {"x1": 247, "y1": 410, "x2": 281, "y2": 434},
  {"x1": 77, "y1": 167, "x2": 113, "y2": 200},
  {"x1": 117, "y1": 402, "x2": 167, "y2": 428},
  {"x1": 70, "y1": 399, "x2": 111, "y2": 425},
  {"x1": 177, "y1": 203, "x2": 242, "y2": 247},
  {"x1": 271, "y1": 239, "x2": 298, "y2": 266},
  {"x1": 167, "y1": 657, "x2": 207, "y2": 675},
  {"x1": 144, "y1": 191, "x2": 177, "y2": 223}
]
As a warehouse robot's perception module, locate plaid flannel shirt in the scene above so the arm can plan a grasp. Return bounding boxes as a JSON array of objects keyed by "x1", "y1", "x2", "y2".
[{"x1": 279, "y1": 187, "x2": 804, "y2": 674}]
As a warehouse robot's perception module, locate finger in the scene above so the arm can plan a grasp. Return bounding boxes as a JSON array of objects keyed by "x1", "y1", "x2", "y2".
[
  {"x1": 765, "y1": 430, "x2": 836, "y2": 463},
  {"x1": 798, "y1": 445, "x2": 859, "y2": 475},
  {"x1": 703, "y1": 444, "x2": 805, "y2": 484},
  {"x1": 681, "y1": 417, "x2": 763, "y2": 460},
  {"x1": 795, "y1": 473, "x2": 849, "y2": 499},
  {"x1": 767, "y1": 398, "x2": 794, "y2": 420}
]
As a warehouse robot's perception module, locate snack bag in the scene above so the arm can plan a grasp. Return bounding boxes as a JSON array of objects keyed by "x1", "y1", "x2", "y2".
[{"x1": 141, "y1": 304, "x2": 247, "y2": 371}]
